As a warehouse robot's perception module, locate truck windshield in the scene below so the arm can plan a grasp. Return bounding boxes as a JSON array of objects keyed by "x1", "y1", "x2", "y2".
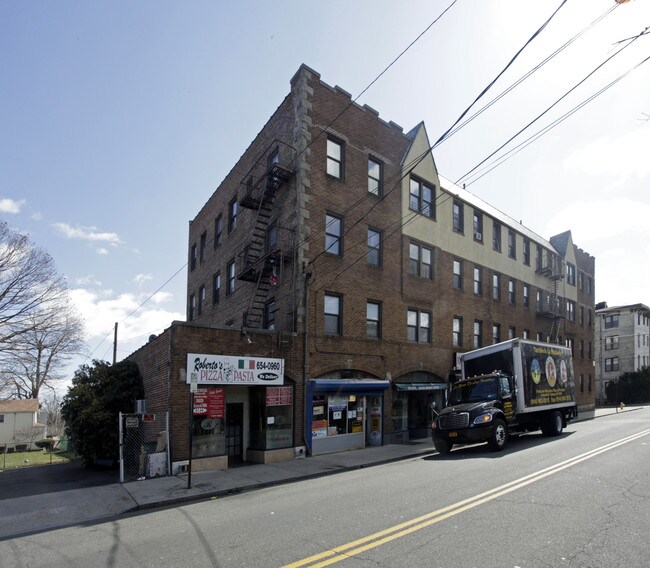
[{"x1": 450, "y1": 377, "x2": 500, "y2": 404}]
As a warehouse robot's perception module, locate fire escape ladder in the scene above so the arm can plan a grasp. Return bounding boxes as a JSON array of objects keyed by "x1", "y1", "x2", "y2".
[{"x1": 237, "y1": 140, "x2": 295, "y2": 330}]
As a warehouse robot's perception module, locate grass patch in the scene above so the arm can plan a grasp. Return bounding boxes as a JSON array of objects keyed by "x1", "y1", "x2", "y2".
[{"x1": 1, "y1": 449, "x2": 77, "y2": 469}]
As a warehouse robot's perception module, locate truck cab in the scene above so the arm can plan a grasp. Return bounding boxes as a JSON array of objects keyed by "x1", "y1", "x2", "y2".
[{"x1": 431, "y1": 373, "x2": 515, "y2": 454}]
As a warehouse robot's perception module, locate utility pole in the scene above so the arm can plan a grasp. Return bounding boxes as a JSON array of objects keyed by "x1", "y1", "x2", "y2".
[{"x1": 113, "y1": 322, "x2": 118, "y2": 365}]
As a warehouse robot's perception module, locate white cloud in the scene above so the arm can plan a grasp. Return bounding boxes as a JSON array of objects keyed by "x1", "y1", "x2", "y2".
[
  {"x1": 75, "y1": 274, "x2": 102, "y2": 287},
  {"x1": 0, "y1": 198, "x2": 26, "y2": 214},
  {"x1": 544, "y1": 198, "x2": 650, "y2": 245},
  {"x1": 134, "y1": 273, "x2": 153, "y2": 286},
  {"x1": 31, "y1": 211, "x2": 43, "y2": 221},
  {"x1": 564, "y1": 128, "x2": 650, "y2": 180},
  {"x1": 52, "y1": 222, "x2": 123, "y2": 244},
  {"x1": 96, "y1": 248, "x2": 109, "y2": 255},
  {"x1": 151, "y1": 291, "x2": 173, "y2": 304}
]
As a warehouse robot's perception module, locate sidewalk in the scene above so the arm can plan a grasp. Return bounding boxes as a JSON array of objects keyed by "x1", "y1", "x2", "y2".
[{"x1": 0, "y1": 406, "x2": 641, "y2": 540}]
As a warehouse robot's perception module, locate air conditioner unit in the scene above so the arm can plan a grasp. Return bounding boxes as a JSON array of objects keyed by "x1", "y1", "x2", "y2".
[
  {"x1": 474, "y1": 232, "x2": 482, "y2": 240},
  {"x1": 294, "y1": 446, "x2": 306, "y2": 459}
]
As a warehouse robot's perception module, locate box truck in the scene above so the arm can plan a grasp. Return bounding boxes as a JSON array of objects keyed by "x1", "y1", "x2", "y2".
[{"x1": 431, "y1": 339, "x2": 577, "y2": 454}]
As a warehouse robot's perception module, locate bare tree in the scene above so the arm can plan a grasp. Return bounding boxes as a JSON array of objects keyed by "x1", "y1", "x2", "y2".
[
  {"x1": 0, "y1": 222, "x2": 68, "y2": 351},
  {"x1": 41, "y1": 390, "x2": 66, "y2": 439},
  {"x1": 0, "y1": 307, "x2": 85, "y2": 399},
  {"x1": 0, "y1": 222, "x2": 84, "y2": 399}
]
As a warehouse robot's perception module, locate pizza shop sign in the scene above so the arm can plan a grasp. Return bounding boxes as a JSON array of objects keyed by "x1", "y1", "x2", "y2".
[{"x1": 186, "y1": 353, "x2": 284, "y2": 386}]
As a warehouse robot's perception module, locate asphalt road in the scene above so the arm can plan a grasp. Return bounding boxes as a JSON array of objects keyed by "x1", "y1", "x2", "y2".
[
  {"x1": 0, "y1": 460, "x2": 118, "y2": 500},
  {"x1": 2, "y1": 409, "x2": 650, "y2": 567}
]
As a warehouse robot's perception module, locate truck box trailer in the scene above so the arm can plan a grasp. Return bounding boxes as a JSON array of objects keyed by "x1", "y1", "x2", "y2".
[{"x1": 431, "y1": 339, "x2": 577, "y2": 454}]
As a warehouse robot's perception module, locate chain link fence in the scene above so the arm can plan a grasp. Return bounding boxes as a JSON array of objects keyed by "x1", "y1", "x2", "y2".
[{"x1": 119, "y1": 412, "x2": 170, "y2": 483}]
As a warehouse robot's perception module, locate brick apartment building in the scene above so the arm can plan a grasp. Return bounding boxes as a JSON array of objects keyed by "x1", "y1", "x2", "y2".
[{"x1": 129, "y1": 64, "x2": 596, "y2": 472}]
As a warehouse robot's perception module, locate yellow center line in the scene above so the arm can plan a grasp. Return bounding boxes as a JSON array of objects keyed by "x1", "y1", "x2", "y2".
[{"x1": 282, "y1": 429, "x2": 650, "y2": 568}]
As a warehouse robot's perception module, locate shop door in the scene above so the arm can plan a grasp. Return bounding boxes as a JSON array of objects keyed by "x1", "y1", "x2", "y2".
[{"x1": 226, "y1": 403, "x2": 244, "y2": 465}]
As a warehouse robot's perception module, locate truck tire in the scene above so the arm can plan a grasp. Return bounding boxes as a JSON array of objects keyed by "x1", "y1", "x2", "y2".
[
  {"x1": 434, "y1": 438, "x2": 453, "y2": 455},
  {"x1": 542, "y1": 411, "x2": 564, "y2": 437},
  {"x1": 487, "y1": 419, "x2": 508, "y2": 451}
]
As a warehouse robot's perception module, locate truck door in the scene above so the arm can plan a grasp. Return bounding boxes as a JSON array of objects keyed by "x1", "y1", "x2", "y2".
[{"x1": 500, "y1": 376, "x2": 515, "y2": 421}]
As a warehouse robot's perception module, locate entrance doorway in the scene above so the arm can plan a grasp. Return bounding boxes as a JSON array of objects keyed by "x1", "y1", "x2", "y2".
[{"x1": 226, "y1": 403, "x2": 244, "y2": 466}]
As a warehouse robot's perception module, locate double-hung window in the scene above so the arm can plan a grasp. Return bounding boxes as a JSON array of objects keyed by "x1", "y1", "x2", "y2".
[
  {"x1": 453, "y1": 316, "x2": 463, "y2": 347},
  {"x1": 492, "y1": 273, "x2": 501, "y2": 300},
  {"x1": 367, "y1": 301, "x2": 381, "y2": 339},
  {"x1": 324, "y1": 293, "x2": 342, "y2": 335},
  {"x1": 473, "y1": 266, "x2": 482, "y2": 295},
  {"x1": 508, "y1": 279, "x2": 516, "y2": 304},
  {"x1": 409, "y1": 243, "x2": 432, "y2": 279},
  {"x1": 409, "y1": 177, "x2": 434, "y2": 218},
  {"x1": 368, "y1": 157, "x2": 382, "y2": 195},
  {"x1": 453, "y1": 259, "x2": 462, "y2": 289},
  {"x1": 508, "y1": 230, "x2": 516, "y2": 259},
  {"x1": 453, "y1": 200, "x2": 464, "y2": 233},
  {"x1": 367, "y1": 228, "x2": 381, "y2": 266},
  {"x1": 227, "y1": 260, "x2": 236, "y2": 295},
  {"x1": 493, "y1": 222, "x2": 502, "y2": 252},
  {"x1": 327, "y1": 138, "x2": 343, "y2": 179},
  {"x1": 407, "y1": 309, "x2": 431, "y2": 343},
  {"x1": 473, "y1": 211, "x2": 483, "y2": 241},
  {"x1": 473, "y1": 320, "x2": 483, "y2": 348},
  {"x1": 228, "y1": 198, "x2": 238, "y2": 233},
  {"x1": 325, "y1": 214, "x2": 342, "y2": 256},
  {"x1": 198, "y1": 285, "x2": 205, "y2": 315},
  {"x1": 213, "y1": 272, "x2": 221, "y2": 304},
  {"x1": 214, "y1": 215, "x2": 222, "y2": 248}
]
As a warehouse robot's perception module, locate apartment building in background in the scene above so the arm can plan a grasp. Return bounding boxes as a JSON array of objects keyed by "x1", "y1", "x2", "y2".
[
  {"x1": 595, "y1": 303, "x2": 650, "y2": 404},
  {"x1": 131, "y1": 65, "x2": 596, "y2": 472}
]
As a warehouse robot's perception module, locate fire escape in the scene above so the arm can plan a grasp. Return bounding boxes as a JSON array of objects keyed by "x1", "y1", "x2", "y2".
[
  {"x1": 236, "y1": 140, "x2": 295, "y2": 329},
  {"x1": 536, "y1": 250, "x2": 564, "y2": 343}
]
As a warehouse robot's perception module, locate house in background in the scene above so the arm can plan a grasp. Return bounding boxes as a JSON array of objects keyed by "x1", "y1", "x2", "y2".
[
  {"x1": 0, "y1": 399, "x2": 46, "y2": 451},
  {"x1": 595, "y1": 302, "x2": 650, "y2": 405}
]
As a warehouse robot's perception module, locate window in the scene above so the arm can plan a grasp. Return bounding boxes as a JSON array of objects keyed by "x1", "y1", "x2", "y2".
[
  {"x1": 493, "y1": 222, "x2": 502, "y2": 252},
  {"x1": 588, "y1": 341, "x2": 592, "y2": 359},
  {"x1": 368, "y1": 157, "x2": 382, "y2": 195},
  {"x1": 604, "y1": 314, "x2": 619, "y2": 329},
  {"x1": 189, "y1": 294, "x2": 196, "y2": 321},
  {"x1": 367, "y1": 301, "x2": 381, "y2": 339},
  {"x1": 492, "y1": 323, "x2": 501, "y2": 344},
  {"x1": 264, "y1": 299, "x2": 276, "y2": 330},
  {"x1": 409, "y1": 177, "x2": 434, "y2": 218},
  {"x1": 324, "y1": 294, "x2": 342, "y2": 335},
  {"x1": 605, "y1": 357, "x2": 619, "y2": 372},
  {"x1": 0, "y1": 415, "x2": 4, "y2": 423},
  {"x1": 588, "y1": 309, "x2": 592, "y2": 327},
  {"x1": 473, "y1": 211, "x2": 483, "y2": 241},
  {"x1": 567, "y1": 263, "x2": 576, "y2": 286},
  {"x1": 409, "y1": 243, "x2": 432, "y2": 279},
  {"x1": 325, "y1": 214, "x2": 342, "y2": 255},
  {"x1": 214, "y1": 215, "x2": 222, "y2": 248},
  {"x1": 327, "y1": 138, "x2": 343, "y2": 179},
  {"x1": 578, "y1": 271, "x2": 584, "y2": 291},
  {"x1": 580, "y1": 375, "x2": 584, "y2": 393},
  {"x1": 523, "y1": 238, "x2": 530, "y2": 266},
  {"x1": 579, "y1": 340, "x2": 584, "y2": 359},
  {"x1": 605, "y1": 336, "x2": 619, "y2": 350},
  {"x1": 228, "y1": 198, "x2": 238, "y2": 233},
  {"x1": 566, "y1": 300, "x2": 576, "y2": 322},
  {"x1": 508, "y1": 326, "x2": 516, "y2": 340},
  {"x1": 453, "y1": 200, "x2": 464, "y2": 233},
  {"x1": 227, "y1": 260, "x2": 236, "y2": 295},
  {"x1": 190, "y1": 243, "x2": 197, "y2": 271},
  {"x1": 266, "y1": 225, "x2": 278, "y2": 252},
  {"x1": 198, "y1": 285, "x2": 205, "y2": 315},
  {"x1": 473, "y1": 266, "x2": 482, "y2": 295},
  {"x1": 536, "y1": 332, "x2": 544, "y2": 342},
  {"x1": 588, "y1": 375, "x2": 592, "y2": 392},
  {"x1": 453, "y1": 316, "x2": 463, "y2": 347},
  {"x1": 579, "y1": 305, "x2": 584, "y2": 326},
  {"x1": 508, "y1": 230, "x2": 516, "y2": 259},
  {"x1": 523, "y1": 284, "x2": 530, "y2": 308},
  {"x1": 587, "y1": 277, "x2": 593, "y2": 295},
  {"x1": 536, "y1": 245, "x2": 543, "y2": 271},
  {"x1": 407, "y1": 309, "x2": 431, "y2": 343},
  {"x1": 367, "y1": 228, "x2": 381, "y2": 266},
  {"x1": 508, "y1": 279, "x2": 516, "y2": 305},
  {"x1": 453, "y1": 259, "x2": 463, "y2": 289},
  {"x1": 213, "y1": 272, "x2": 221, "y2": 304},
  {"x1": 473, "y1": 320, "x2": 483, "y2": 348},
  {"x1": 200, "y1": 232, "x2": 207, "y2": 263},
  {"x1": 492, "y1": 273, "x2": 501, "y2": 300},
  {"x1": 523, "y1": 329, "x2": 530, "y2": 339}
]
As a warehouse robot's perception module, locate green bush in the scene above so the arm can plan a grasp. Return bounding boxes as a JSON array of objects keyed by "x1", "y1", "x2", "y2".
[
  {"x1": 35, "y1": 439, "x2": 54, "y2": 450},
  {"x1": 61, "y1": 359, "x2": 144, "y2": 467}
]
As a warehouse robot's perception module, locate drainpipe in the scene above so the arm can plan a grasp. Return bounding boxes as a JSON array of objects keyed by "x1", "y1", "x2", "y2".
[{"x1": 303, "y1": 267, "x2": 312, "y2": 453}]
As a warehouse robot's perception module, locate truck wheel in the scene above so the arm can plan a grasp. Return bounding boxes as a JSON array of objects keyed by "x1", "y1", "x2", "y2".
[
  {"x1": 434, "y1": 438, "x2": 453, "y2": 455},
  {"x1": 543, "y1": 411, "x2": 563, "y2": 437},
  {"x1": 487, "y1": 419, "x2": 508, "y2": 451}
]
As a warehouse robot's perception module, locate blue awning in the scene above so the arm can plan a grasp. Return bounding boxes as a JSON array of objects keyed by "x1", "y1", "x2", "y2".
[{"x1": 309, "y1": 378, "x2": 390, "y2": 394}]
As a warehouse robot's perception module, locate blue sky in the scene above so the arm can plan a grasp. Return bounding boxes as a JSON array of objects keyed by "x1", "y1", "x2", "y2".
[{"x1": 2, "y1": 1, "x2": 649, "y2": 385}]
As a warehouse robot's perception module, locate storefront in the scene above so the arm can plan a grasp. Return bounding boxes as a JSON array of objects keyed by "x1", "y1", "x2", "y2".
[
  {"x1": 391, "y1": 376, "x2": 447, "y2": 439},
  {"x1": 306, "y1": 378, "x2": 390, "y2": 455},
  {"x1": 187, "y1": 353, "x2": 293, "y2": 467}
]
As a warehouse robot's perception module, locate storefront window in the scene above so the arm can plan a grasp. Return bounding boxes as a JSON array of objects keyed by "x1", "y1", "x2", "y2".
[
  {"x1": 312, "y1": 394, "x2": 366, "y2": 438},
  {"x1": 249, "y1": 386, "x2": 293, "y2": 450},
  {"x1": 391, "y1": 392, "x2": 408, "y2": 431},
  {"x1": 192, "y1": 387, "x2": 225, "y2": 457}
]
